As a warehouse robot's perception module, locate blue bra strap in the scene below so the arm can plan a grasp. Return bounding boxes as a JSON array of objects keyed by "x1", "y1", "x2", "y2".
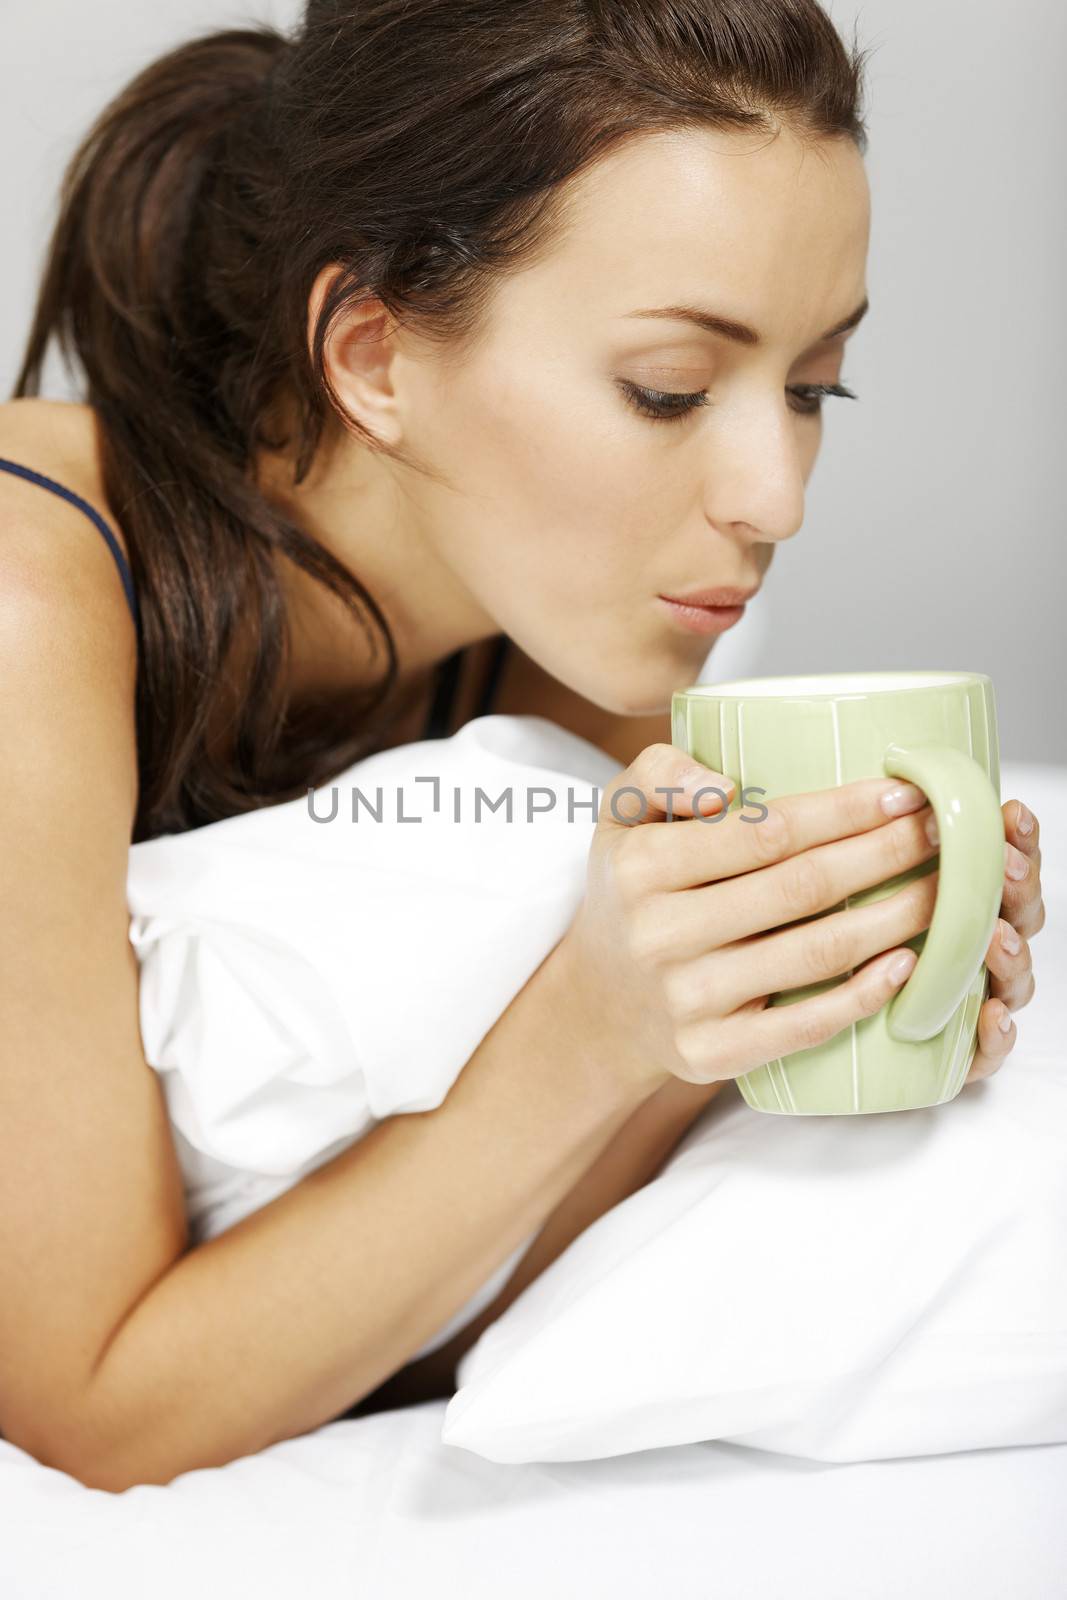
[{"x1": 0, "y1": 456, "x2": 139, "y2": 626}]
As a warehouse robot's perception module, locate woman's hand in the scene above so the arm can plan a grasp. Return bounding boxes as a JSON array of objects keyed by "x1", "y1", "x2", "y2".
[
  {"x1": 964, "y1": 798, "x2": 1045, "y2": 1085},
  {"x1": 562, "y1": 744, "x2": 943, "y2": 1094}
]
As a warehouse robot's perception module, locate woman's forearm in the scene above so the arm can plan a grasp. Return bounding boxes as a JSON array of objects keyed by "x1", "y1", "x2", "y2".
[
  {"x1": 460, "y1": 1072, "x2": 725, "y2": 1337},
  {"x1": 46, "y1": 933, "x2": 661, "y2": 1492},
  {"x1": 353, "y1": 1072, "x2": 727, "y2": 1411}
]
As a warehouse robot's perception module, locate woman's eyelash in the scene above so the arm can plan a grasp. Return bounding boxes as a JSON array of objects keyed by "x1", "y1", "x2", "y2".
[
  {"x1": 617, "y1": 380, "x2": 859, "y2": 422},
  {"x1": 785, "y1": 382, "x2": 859, "y2": 416}
]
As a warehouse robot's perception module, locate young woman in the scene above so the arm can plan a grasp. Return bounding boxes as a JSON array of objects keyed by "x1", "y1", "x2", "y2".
[{"x1": 0, "y1": 1, "x2": 1044, "y2": 1491}]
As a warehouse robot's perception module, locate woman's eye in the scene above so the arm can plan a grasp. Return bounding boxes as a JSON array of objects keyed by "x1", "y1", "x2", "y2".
[
  {"x1": 617, "y1": 379, "x2": 859, "y2": 423},
  {"x1": 786, "y1": 382, "x2": 859, "y2": 416},
  {"x1": 617, "y1": 381, "x2": 709, "y2": 422}
]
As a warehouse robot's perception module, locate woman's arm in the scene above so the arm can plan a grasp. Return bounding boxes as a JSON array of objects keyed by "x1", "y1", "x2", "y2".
[
  {"x1": 348, "y1": 1072, "x2": 727, "y2": 1413},
  {"x1": 70, "y1": 936, "x2": 660, "y2": 1489},
  {"x1": 0, "y1": 496, "x2": 667, "y2": 1492}
]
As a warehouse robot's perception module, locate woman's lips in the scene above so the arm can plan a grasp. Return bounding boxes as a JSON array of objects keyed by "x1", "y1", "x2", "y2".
[{"x1": 655, "y1": 596, "x2": 747, "y2": 635}]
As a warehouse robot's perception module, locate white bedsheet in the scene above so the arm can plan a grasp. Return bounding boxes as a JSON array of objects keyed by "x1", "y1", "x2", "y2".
[{"x1": 1, "y1": 1400, "x2": 1064, "y2": 1599}]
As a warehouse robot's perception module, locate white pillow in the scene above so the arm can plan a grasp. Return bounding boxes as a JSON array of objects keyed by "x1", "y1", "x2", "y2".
[
  {"x1": 443, "y1": 764, "x2": 1067, "y2": 1465},
  {"x1": 126, "y1": 712, "x2": 622, "y2": 1360}
]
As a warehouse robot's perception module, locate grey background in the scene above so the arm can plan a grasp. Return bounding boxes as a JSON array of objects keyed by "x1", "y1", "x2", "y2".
[{"x1": 2, "y1": 0, "x2": 1063, "y2": 761}]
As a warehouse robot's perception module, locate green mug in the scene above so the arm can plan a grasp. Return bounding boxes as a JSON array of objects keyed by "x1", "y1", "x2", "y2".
[{"x1": 671, "y1": 671, "x2": 1005, "y2": 1115}]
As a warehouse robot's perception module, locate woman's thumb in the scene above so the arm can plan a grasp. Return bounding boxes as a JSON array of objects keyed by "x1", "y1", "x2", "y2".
[{"x1": 598, "y1": 742, "x2": 736, "y2": 829}]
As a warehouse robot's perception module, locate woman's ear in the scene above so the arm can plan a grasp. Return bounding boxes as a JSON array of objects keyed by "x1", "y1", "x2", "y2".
[{"x1": 306, "y1": 261, "x2": 406, "y2": 447}]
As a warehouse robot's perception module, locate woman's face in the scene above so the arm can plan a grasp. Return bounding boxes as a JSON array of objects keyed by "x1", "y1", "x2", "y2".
[{"x1": 320, "y1": 123, "x2": 870, "y2": 715}]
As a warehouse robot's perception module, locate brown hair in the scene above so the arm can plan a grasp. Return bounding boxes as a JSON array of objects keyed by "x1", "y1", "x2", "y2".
[{"x1": 12, "y1": 0, "x2": 869, "y2": 842}]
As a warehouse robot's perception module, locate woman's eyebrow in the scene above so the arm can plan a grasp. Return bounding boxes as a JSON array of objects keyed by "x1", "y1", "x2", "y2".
[{"x1": 621, "y1": 296, "x2": 870, "y2": 347}]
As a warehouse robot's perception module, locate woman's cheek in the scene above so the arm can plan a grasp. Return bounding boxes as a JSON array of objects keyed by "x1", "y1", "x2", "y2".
[{"x1": 497, "y1": 401, "x2": 624, "y2": 526}]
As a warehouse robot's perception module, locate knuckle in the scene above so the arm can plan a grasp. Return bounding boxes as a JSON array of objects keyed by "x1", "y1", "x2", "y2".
[
  {"x1": 671, "y1": 1021, "x2": 715, "y2": 1083},
  {"x1": 627, "y1": 904, "x2": 676, "y2": 969},
  {"x1": 748, "y1": 802, "x2": 793, "y2": 863},
  {"x1": 793, "y1": 1006, "x2": 836, "y2": 1052},
  {"x1": 808, "y1": 915, "x2": 853, "y2": 980},
  {"x1": 627, "y1": 743, "x2": 669, "y2": 785},
  {"x1": 903, "y1": 871, "x2": 938, "y2": 928},
  {"x1": 647, "y1": 743, "x2": 691, "y2": 794},
  {"x1": 780, "y1": 851, "x2": 824, "y2": 917},
  {"x1": 650, "y1": 741, "x2": 680, "y2": 766},
  {"x1": 842, "y1": 782, "x2": 876, "y2": 836},
  {"x1": 860, "y1": 961, "x2": 899, "y2": 1014},
  {"x1": 890, "y1": 815, "x2": 926, "y2": 875},
  {"x1": 612, "y1": 835, "x2": 654, "y2": 906},
  {"x1": 662, "y1": 962, "x2": 705, "y2": 1023}
]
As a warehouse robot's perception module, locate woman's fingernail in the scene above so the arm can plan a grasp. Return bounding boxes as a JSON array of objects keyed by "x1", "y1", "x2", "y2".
[
  {"x1": 1016, "y1": 804, "x2": 1034, "y2": 836},
  {"x1": 885, "y1": 949, "x2": 916, "y2": 985},
  {"x1": 687, "y1": 781, "x2": 734, "y2": 818},
  {"x1": 1001, "y1": 920, "x2": 1022, "y2": 954},
  {"x1": 1006, "y1": 844, "x2": 1029, "y2": 881},
  {"x1": 881, "y1": 782, "x2": 925, "y2": 816},
  {"x1": 997, "y1": 1006, "x2": 1013, "y2": 1033},
  {"x1": 924, "y1": 812, "x2": 940, "y2": 847},
  {"x1": 687, "y1": 768, "x2": 734, "y2": 794}
]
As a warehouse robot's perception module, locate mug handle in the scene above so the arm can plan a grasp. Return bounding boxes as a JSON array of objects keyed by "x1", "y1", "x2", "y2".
[{"x1": 879, "y1": 742, "x2": 1004, "y2": 1042}]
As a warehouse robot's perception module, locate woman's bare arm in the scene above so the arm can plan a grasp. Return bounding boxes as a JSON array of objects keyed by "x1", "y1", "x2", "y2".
[
  {"x1": 349, "y1": 1072, "x2": 727, "y2": 1414},
  {"x1": 0, "y1": 490, "x2": 663, "y2": 1492},
  {"x1": 75, "y1": 936, "x2": 657, "y2": 1491}
]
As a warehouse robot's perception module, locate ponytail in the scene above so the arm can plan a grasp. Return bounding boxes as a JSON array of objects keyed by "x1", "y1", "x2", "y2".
[{"x1": 13, "y1": 27, "x2": 401, "y2": 842}]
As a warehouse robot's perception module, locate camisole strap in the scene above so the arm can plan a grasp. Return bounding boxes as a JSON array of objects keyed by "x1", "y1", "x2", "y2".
[
  {"x1": 0, "y1": 456, "x2": 139, "y2": 627},
  {"x1": 421, "y1": 633, "x2": 510, "y2": 740},
  {"x1": 476, "y1": 633, "x2": 511, "y2": 718}
]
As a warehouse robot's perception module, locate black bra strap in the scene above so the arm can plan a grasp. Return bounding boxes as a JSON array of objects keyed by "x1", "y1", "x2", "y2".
[
  {"x1": 475, "y1": 633, "x2": 511, "y2": 718},
  {"x1": 0, "y1": 456, "x2": 139, "y2": 626},
  {"x1": 421, "y1": 647, "x2": 464, "y2": 740},
  {"x1": 420, "y1": 634, "x2": 510, "y2": 740}
]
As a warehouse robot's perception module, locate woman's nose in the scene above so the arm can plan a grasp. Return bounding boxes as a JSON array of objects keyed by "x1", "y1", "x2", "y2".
[{"x1": 701, "y1": 403, "x2": 807, "y2": 544}]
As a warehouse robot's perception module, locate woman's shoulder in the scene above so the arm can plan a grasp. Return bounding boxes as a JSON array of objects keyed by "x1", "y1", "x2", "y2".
[
  {"x1": 0, "y1": 397, "x2": 137, "y2": 681},
  {"x1": 0, "y1": 397, "x2": 135, "y2": 611},
  {"x1": 0, "y1": 399, "x2": 139, "y2": 906},
  {"x1": 0, "y1": 397, "x2": 128, "y2": 540}
]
